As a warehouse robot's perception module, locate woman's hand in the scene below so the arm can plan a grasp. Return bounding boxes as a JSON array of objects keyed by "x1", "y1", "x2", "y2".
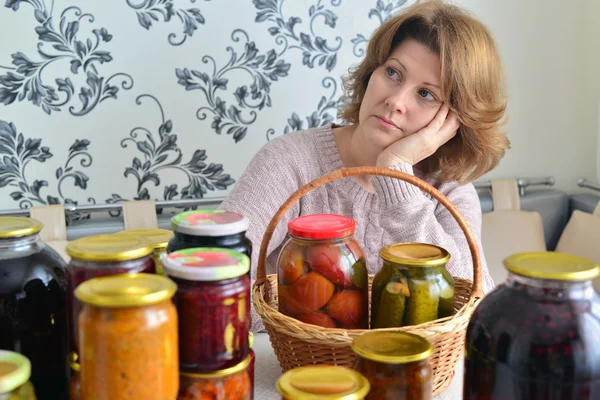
[{"x1": 376, "y1": 104, "x2": 460, "y2": 167}]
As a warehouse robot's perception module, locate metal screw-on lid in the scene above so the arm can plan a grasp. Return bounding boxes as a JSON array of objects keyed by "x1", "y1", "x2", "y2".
[
  {"x1": 504, "y1": 252, "x2": 600, "y2": 281},
  {"x1": 351, "y1": 331, "x2": 433, "y2": 364},
  {"x1": 379, "y1": 243, "x2": 450, "y2": 267},
  {"x1": 0, "y1": 217, "x2": 43, "y2": 239},
  {"x1": 0, "y1": 350, "x2": 31, "y2": 394},
  {"x1": 66, "y1": 234, "x2": 154, "y2": 262},
  {"x1": 171, "y1": 210, "x2": 249, "y2": 237},
  {"x1": 276, "y1": 365, "x2": 370, "y2": 400}
]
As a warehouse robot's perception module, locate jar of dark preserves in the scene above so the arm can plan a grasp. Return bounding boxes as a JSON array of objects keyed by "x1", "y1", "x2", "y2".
[
  {"x1": 0, "y1": 217, "x2": 68, "y2": 400},
  {"x1": 464, "y1": 252, "x2": 600, "y2": 399},
  {"x1": 167, "y1": 210, "x2": 251, "y2": 260}
]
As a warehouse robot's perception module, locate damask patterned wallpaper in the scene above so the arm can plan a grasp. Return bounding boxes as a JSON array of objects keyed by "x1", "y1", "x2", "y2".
[{"x1": 0, "y1": 0, "x2": 418, "y2": 218}]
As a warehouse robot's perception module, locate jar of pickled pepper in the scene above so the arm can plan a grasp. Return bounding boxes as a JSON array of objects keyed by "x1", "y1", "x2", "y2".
[
  {"x1": 371, "y1": 243, "x2": 454, "y2": 328},
  {"x1": 178, "y1": 355, "x2": 252, "y2": 400},
  {"x1": 277, "y1": 214, "x2": 368, "y2": 329},
  {"x1": 75, "y1": 273, "x2": 179, "y2": 400},
  {"x1": 0, "y1": 350, "x2": 36, "y2": 400},
  {"x1": 114, "y1": 228, "x2": 174, "y2": 275},
  {"x1": 352, "y1": 331, "x2": 433, "y2": 400},
  {"x1": 162, "y1": 248, "x2": 250, "y2": 373},
  {"x1": 464, "y1": 252, "x2": 600, "y2": 399},
  {"x1": 276, "y1": 365, "x2": 370, "y2": 400}
]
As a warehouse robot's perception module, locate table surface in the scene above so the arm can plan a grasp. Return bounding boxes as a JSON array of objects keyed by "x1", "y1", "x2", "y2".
[{"x1": 253, "y1": 333, "x2": 464, "y2": 400}]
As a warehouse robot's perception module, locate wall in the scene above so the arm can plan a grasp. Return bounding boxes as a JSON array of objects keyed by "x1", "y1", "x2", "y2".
[{"x1": 0, "y1": 0, "x2": 595, "y2": 219}]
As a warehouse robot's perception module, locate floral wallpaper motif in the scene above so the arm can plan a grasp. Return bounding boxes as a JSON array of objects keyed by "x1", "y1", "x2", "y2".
[{"x1": 0, "y1": 0, "x2": 417, "y2": 217}]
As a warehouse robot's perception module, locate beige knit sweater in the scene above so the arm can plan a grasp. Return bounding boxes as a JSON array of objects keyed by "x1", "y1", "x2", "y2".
[{"x1": 219, "y1": 124, "x2": 495, "y2": 331}]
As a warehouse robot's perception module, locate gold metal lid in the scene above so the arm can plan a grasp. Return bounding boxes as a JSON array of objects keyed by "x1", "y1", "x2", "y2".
[
  {"x1": 504, "y1": 252, "x2": 600, "y2": 281},
  {"x1": 74, "y1": 273, "x2": 176, "y2": 308},
  {"x1": 0, "y1": 217, "x2": 43, "y2": 239},
  {"x1": 379, "y1": 243, "x2": 450, "y2": 267},
  {"x1": 114, "y1": 229, "x2": 173, "y2": 250},
  {"x1": 0, "y1": 350, "x2": 31, "y2": 394},
  {"x1": 180, "y1": 355, "x2": 252, "y2": 379},
  {"x1": 276, "y1": 365, "x2": 370, "y2": 400},
  {"x1": 66, "y1": 234, "x2": 154, "y2": 262},
  {"x1": 351, "y1": 331, "x2": 433, "y2": 364}
]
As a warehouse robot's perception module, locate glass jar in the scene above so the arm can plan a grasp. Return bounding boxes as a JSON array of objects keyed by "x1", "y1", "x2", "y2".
[
  {"x1": 162, "y1": 248, "x2": 250, "y2": 372},
  {"x1": 464, "y1": 252, "x2": 600, "y2": 399},
  {"x1": 114, "y1": 228, "x2": 174, "y2": 275},
  {"x1": 0, "y1": 350, "x2": 37, "y2": 400},
  {"x1": 75, "y1": 273, "x2": 178, "y2": 400},
  {"x1": 352, "y1": 331, "x2": 433, "y2": 400},
  {"x1": 168, "y1": 210, "x2": 251, "y2": 261},
  {"x1": 371, "y1": 243, "x2": 454, "y2": 328},
  {"x1": 178, "y1": 355, "x2": 252, "y2": 400},
  {"x1": 65, "y1": 234, "x2": 155, "y2": 367},
  {"x1": 248, "y1": 333, "x2": 255, "y2": 400},
  {"x1": 277, "y1": 214, "x2": 368, "y2": 329},
  {"x1": 276, "y1": 365, "x2": 370, "y2": 400},
  {"x1": 0, "y1": 217, "x2": 68, "y2": 400}
]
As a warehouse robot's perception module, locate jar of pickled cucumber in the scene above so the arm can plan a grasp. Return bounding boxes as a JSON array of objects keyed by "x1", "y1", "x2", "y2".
[{"x1": 371, "y1": 243, "x2": 454, "y2": 328}]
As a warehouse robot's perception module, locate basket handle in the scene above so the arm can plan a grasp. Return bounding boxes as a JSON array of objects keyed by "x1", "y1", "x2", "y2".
[{"x1": 255, "y1": 166, "x2": 484, "y2": 301}]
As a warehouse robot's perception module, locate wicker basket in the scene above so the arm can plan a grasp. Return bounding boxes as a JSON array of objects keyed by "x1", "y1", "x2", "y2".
[{"x1": 251, "y1": 166, "x2": 485, "y2": 396}]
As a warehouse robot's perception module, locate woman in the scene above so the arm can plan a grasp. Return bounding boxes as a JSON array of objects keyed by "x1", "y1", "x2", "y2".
[{"x1": 220, "y1": 1, "x2": 508, "y2": 331}]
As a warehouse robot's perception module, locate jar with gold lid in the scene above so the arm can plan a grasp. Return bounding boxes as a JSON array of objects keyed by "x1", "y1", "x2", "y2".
[
  {"x1": 65, "y1": 234, "x2": 155, "y2": 357},
  {"x1": 0, "y1": 217, "x2": 68, "y2": 400},
  {"x1": 464, "y1": 252, "x2": 600, "y2": 399},
  {"x1": 76, "y1": 273, "x2": 178, "y2": 400},
  {"x1": 371, "y1": 243, "x2": 454, "y2": 328},
  {"x1": 352, "y1": 331, "x2": 433, "y2": 400},
  {"x1": 178, "y1": 355, "x2": 252, "y2": 400},
  {"x1": 114, "y1": 228, "x2": 173, "y2": 275},
  {"x1": 276, "y1": 365, "x2": 370, "y2": 400},
  {"x1": 0, "y1": 350, "x2": 36, "y2": 400}
]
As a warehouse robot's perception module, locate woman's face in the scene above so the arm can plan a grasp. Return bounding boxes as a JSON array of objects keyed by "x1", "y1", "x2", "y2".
[{"x1": 358, "y1": 39, "x2": 443, "y2": 151}]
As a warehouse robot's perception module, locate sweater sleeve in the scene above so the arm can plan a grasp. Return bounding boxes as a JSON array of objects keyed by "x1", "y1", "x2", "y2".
[
  {"x1": 218, "y1": 137, "x2": 305, "y2": 331},
  {"x1": 371, "y1": 163, "x2": 496, "y2": 294}
]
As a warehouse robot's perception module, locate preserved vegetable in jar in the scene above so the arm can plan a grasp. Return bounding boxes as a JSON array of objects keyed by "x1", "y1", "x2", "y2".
[
  {"x1": 162, "y1": 248, "x2": 250, "y2": 372},
  {"x1": 276, "y1": 365, "x2": 370, "y2": 400},
  {"x1": 178, "y1": 356, "x2": 252, "y2": 400},
  {"x1": 464, "y1": 252, "x2": 600, "y2": 399},
  {"x1": 277, "y1": 214, "x2": 368, "y2": 329},
  {"x1": 75, "y1": 273, "x2": 178, "y2": 400},
  {"x1": 352, "y1": 331, "x2": 433, "y2": 400},
  {"x1": 371, "y1": 243, "x2": 454, "y2": 328},
  {"x1": 0, "y1": 217, "x2": 68, "y2": 400}
]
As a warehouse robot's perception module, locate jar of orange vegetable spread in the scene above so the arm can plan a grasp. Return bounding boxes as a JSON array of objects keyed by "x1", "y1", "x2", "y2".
[
  {"x1": 0, "y1": 351, "x2": 36, "y2": 400},
  {"x1": 178, "y1": 355, "x2": 252, "y2": 400},
  {"x1": 114, "y1": 229, "x2": 174, "y2": 275},
  {"x1": 277, "y1": 214, "x2": 368, "y2": 329},
  {"x1": 276, "y1": 365, "x2": 370, "y2": 400},
  {"x1": 75, "y1": 273, "x2": 178, "y2": 400},
  {"x1": 352, "y1": 331, "x2": 433, "y2": 400}
]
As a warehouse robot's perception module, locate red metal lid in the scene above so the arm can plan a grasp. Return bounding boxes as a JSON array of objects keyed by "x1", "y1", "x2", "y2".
[{"x1": 288, "y1": 214, "x2": 356, "y2": 240}]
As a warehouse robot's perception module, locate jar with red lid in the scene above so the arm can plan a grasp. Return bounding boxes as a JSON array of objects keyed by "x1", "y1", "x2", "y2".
[
  {"x1": 464, "y1": 252, "x2": 600, "y2": 399},
  {"x1": 162, "y1": 248, "x2": 250, "y2": 372},
  {"x1": 277, "y1": 214, "x2": 368, "y2": 329},
  {"x1": 168, "y1": 210, "x2": 251, "y2": 262},
  {"x1": 65, "y1": 234, "x2": 156, "y2": 378}
]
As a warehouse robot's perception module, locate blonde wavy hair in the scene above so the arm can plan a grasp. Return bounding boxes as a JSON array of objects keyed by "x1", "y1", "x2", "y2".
[{"x1": 340, "y1": 0, "x2": 510, "y2": 183}]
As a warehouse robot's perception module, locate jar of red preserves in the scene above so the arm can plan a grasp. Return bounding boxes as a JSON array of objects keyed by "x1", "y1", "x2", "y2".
[
  {"x1": 464, "y1": 252, "x2": 600, "y2": 399},
  {"x1": 162, "y1": 248, "x2": 250, "y2": 372},
  {"x1": 277, "y1": 214, "x2": 368, "y2": 329}
]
